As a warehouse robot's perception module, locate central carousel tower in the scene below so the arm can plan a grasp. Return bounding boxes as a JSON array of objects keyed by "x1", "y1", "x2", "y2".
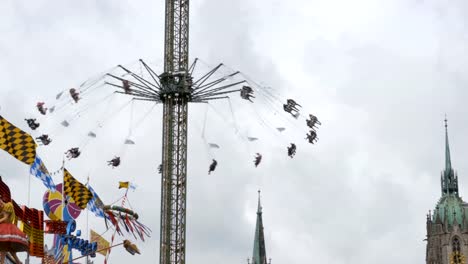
[{"x1": 426, "y1": 119, "x2": 468, "y2": 264}]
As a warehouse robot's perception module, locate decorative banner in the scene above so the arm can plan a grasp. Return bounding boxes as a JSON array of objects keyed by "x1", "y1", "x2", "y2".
[
  {"x1": 58, "y1": 220, "x2": 98, "y2": 263},
  {"x1": 63, "y1": 169, "x2": 92, "y2": 209},
  {"x1": 90, "y1": 229, "x2": 110, "y2": 256},
  {"x1": 0, "y1": 115, "x2": 37, "y2": 165},
  {"x1": 87, "y1": 185, "x2": 105, "y2": 218},
  {"x1": 44, "y1": 220, "x2": 68, "y2": 235},
  {"x1": 102, "y1": 205, "x2": 151, "y2": 241},
  {"x1": 19, "y1": 206, "x2": 44, "y2": 257},
  {"x1": 30, "y1": 155, "x2": 56, "y2": 192}
]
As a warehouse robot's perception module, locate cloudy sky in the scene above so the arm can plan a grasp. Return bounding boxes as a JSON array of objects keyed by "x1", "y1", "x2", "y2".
[{"x1": 2, "y1": 0, "x2": 468, "y2": 263}]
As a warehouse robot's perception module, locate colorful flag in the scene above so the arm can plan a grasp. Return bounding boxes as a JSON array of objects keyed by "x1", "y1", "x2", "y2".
[
  {"x1": 118, "y1": 181, "x2": 129, "y2": 189},
  {"x1": 63, "y1": 169, "x2": 92, "y2": 209},
  {"x1": 30, "y1": 155, "x2": 56, "y2": 192},
  {"x1": 90, "y1": 229, "x2": 110, "y2": 256},
  {"x1": 0, "y1": 115, "x2": 37, "y2": 165},
  {"x1": 87, "y1": 185, "x2": 105, "y2": 218}
]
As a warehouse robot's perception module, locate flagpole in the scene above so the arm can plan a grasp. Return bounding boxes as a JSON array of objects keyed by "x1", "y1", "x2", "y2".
[
  {"x1": 105, "y1": 187, "x2": 129, "y2": 263},
  {"x1": 27, "y1": 168, "x2": 31, "y2": 207},
  {"x1": 61, "y1": 159, "x2": 65, "y2": 224},
  {"x1": 86, "y1": 174, "x2": 90, "y2": 264},
  {"x1": 61, "y1": 158, "x2": 65, "y2": 223},
  {"x1": 61, "y1": 158, "x2": 72, "y2": 264}
]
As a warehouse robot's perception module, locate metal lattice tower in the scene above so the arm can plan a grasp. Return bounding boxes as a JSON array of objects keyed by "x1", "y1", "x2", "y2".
[
  {"x1": 106, "y1": 0, "x2": 246, "y2": 263},
  {"x1": 159, "y1": 0, "x2": 190, "y2": 263}
]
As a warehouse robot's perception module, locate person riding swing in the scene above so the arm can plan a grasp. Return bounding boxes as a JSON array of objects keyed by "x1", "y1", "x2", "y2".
[
  {"x1": 306, "y1": 114, "x2": 321, "y2": 129},
  {"x1": 65, "y1": 147, "x2": 81, "y2": 159},
  {"x1": 240, "y1": 86, "x2": 255, "y2": 102},
  {"x1": 122, "y1": 80, "x2": 132, "y2": 94},
  {"x1": 208, "y1": 159, "x2": 218, "y2": 174},
  {"x1": 36, "y1": 134, "x2": 52, "y2": 146},
  {"x1": 36, "y1": 102, "x2": 47, "y2": 115},
  {"x1": 25, "y1": 118, "x2": 40, "y2": 130},
  {"x1": 306, "y1": 130, "x2": 318, "y2": 144},
  {"x1": 107, "y1": 156, "x2": 121, "y2": 168},
  {"x1": 283, "y1": 98, "x2": 301, "y2": 118},
  {"x1": 287, "y1": 143, "x2": 296, "y2": 158},
  {"x1": 69, "y1": 88, "x2": 80, "y2": 103},
  {"x1": 254, "y1": 153, "x2": 262, "y2": 167}
]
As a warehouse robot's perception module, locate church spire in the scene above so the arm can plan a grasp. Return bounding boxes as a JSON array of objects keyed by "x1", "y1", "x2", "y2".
[
  {"x1": 441, "y1": 116, "x2": 459, "y2": 196},
  {"x1": 445, "y1": 116, "x2": 452, "y2": 171},
  {"x1": 251, "y1": 190, "x2": 268, "y2": 264}
]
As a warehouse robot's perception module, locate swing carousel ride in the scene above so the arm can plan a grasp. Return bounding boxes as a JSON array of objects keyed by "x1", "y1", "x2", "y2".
[
  {"x1": 0, "y1": 1, "x2": 321, "y2": 264},
  {"x1": 0, "y1": 57, "x2": 321, "y2": 264}
]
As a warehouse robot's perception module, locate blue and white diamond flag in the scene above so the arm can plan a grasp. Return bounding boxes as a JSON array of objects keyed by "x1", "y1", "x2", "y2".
[
  {"x1": 87, "y1": 185, "x2": 106, "y2": 218},
  {"x1": 30, "y1": 155, "x2": 56, "y2": 192}
]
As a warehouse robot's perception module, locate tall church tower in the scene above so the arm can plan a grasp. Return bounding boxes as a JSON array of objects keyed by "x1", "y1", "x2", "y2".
[
  {"x1": 248, "y1": 190, "x2": 271, "y2": 264},
  {"x1": 426, "y1": 119, "x2": 467, "y2": 264}
]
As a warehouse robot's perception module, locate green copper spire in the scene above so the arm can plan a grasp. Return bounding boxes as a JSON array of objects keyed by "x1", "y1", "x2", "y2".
[
  {"x1": 445, "y1": 116, "x2": 452, "y2": 171},
  {"x1": 441, "y1": 116, "x2": 459, "y2": 196},
  {"x1": 252, "y1": 190, "x2": 268, "y2": 264}
]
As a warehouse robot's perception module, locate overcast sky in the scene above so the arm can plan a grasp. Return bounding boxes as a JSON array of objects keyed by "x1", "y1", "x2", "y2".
[{"x1": 2, "y1": 0, "x2": 468, "y2": 263}]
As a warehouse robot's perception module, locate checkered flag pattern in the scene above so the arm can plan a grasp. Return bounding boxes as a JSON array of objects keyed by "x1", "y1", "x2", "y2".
[
  {"x1": 0, "y1": 115, "x2": 37, "y2": 165},
  {"x1": 87, "y1": 185, "x2": 106, "y2": 218},
  {"x1": 30, "y1": 155, "x2": 56, "y2": 192},
  {"x1": 63, "y1": 169, "x2": 93, "y2": 209}
]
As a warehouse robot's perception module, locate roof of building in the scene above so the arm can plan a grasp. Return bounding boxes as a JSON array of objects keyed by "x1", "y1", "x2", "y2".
[
  {"x1": 432, "y1": 118, "x2": 467, "y2": 226},
  {"x1": 433, "y1": 194, "x2": 467, "y2": 225}
]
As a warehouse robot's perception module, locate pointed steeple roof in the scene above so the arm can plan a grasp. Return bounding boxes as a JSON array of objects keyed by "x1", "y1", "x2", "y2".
[
  {"x1": 441, "y1": 116, "x2": 459, "y2": 196},
  {"x1": 445, "y1": 116, "x2": 452, "y2": 171},
  {"x1": 252, "y1": 190, "x2": 268, "y2": 264}
]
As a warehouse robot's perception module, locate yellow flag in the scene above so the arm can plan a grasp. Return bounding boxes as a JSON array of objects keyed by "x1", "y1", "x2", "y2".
[
  {"x1": 119, "y1": 181, "x2": 129, "y2": 189},
  {"x1": 63, "y1": 169, "x2": 93, "y2": 209},
  {"x1": 0, "y1": 115, "x2": 37, "y2": 165},
  {"x1": 90, "y1": 229, "x2": 110, "y2": 256}
]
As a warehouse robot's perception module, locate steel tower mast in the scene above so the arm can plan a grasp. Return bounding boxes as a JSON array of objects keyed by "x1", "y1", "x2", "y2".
[
  {"x1": 159, "y1": 0, "x2": 191, "y2": 263},
  {"x1": 105, "y1": 0, "x2": 245, "y2": 262}
]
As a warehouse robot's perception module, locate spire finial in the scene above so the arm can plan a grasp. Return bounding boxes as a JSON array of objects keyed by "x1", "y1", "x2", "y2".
[
  {"x1": 445, "y1": 114, "x2": 448, "y2": 129},
  {"x1": 257, "y1": 190, "x2": 262, "y2": 214},
  {"x1": 445, "y1": 115, "x2": 451, "y2": 171}
]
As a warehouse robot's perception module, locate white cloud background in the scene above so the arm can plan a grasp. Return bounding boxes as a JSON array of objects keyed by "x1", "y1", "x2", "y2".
[{"x1": 1, "y1": 0, "x2": 468, "y2": 263}]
